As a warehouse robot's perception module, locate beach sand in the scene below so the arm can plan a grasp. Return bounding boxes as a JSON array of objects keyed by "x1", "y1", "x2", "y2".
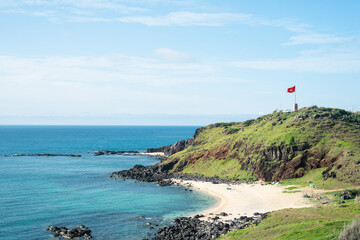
[{"x1": 174, "y1": 180, "x2": 313, "y2": 221}]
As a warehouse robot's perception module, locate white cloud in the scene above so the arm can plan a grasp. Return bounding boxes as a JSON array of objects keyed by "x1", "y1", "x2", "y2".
[
  {"x1": 0, "y1": 52, "x2": 228, "y2": 90},
  {"x1": 32, "y1": 10, "x2": 57, "y2": 17},
  {"x1": 1, "y1": 0, "x2": 146, "y2": 13},
  {"x1": 154, "y1": 48, "x2": 195, "y2": 62},
  {"x1": 0, "y1": 52, "x2": 254, "y2": 117},
  {"x1": 231, "y1": 48, "x2": 360, "y2": 73},
  {"x1": 117, "y1": 11, "x2": 253, "y2": 26},
  {"x1": 0, "y1": 54, "x2": 246, "y2": 116},
  {"x1": 65, "y1": 16, "x2": 112, "y2": 22},
  {"x1": 283, "y1": 32, "x2": 353, "y2": 46},
  {"x1": 114, "y1": 11, "x2": 309, "y2": 29},
  {"x1": 0, "y1": 1, "x2": 352, "y2": 49},
  {"x1": 60, "y1": 0, "x2": 145, "y2": 12}
]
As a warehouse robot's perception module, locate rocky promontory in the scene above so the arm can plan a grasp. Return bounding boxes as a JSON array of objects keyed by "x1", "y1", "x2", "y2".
[{"x1": 148, "y1": 106, "x2": 360, "y2": 184}]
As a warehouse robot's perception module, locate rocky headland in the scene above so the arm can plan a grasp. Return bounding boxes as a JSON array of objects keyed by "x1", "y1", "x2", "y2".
[{"x1": 141, "y1": 106, "x2": 360, "y2": 185}]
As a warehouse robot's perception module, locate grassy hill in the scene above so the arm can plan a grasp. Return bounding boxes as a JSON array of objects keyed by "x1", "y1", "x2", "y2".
[{"x1": 160, "y1": 106, "x2": 360, "y2": 186}]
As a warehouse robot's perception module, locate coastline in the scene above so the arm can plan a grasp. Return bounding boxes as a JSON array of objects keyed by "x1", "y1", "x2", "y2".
[{"x1": 174, "y1": 179, "x2": 313, "y2": 221}]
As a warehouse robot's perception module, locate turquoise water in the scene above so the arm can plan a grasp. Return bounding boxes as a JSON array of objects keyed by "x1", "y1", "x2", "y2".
[{"x1": 0, "y1": 126, "x2": 215, "y2": 240}]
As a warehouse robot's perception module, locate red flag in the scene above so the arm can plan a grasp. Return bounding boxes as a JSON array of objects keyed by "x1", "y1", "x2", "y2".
[{"x1": 287, "y1": 86, "x2": 295, "y2": 93}]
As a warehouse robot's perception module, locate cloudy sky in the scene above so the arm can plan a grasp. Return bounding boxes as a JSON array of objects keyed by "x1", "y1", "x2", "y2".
[{"x1": 1, "y1": 0, "x2": 359, "y2": 125}]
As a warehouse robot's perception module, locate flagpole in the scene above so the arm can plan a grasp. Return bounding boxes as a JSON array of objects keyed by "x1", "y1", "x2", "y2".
[{"x1": 295, "y1": 85, "x2": 296, "y2": 105}]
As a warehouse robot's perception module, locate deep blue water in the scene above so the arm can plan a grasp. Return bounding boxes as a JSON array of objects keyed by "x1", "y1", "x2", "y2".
[{"x1": 0, "y1": 126, "x2": 215, "y2": 240}]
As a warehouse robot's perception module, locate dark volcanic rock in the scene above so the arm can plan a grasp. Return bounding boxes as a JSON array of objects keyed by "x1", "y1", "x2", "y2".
[
  {"x1": 157, "y1": 179, "x2": 174, "y2": 187},
  {"x1": 143, "y1": 213, "x2": 269, "y2": 240},
  {"x1": 111, "y1": 165, "x2": 174, "y2": 183},
  {"x1": 46, "y1": 225, "x2": 92, "y2": 239},
  {"x1": 1, "y1": 153, "x2": 81, "y2": 157},
  {"x1": 93, "y1": 150, "x2": 139, "y2": 156}
]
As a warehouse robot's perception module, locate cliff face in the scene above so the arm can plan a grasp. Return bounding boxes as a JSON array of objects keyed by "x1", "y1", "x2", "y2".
[{"x1": 158, "y1": 106, "x2": 360, "y2": 184}]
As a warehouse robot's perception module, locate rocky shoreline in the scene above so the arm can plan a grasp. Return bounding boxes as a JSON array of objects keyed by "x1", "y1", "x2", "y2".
[{"x1": 143, "y1": 212, "x2": 268, "y2": 240}]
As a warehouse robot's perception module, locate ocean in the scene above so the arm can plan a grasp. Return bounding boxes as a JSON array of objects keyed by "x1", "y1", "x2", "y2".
[{"x1": 0, "y1": 126, "x2": 215, "y2": 240}]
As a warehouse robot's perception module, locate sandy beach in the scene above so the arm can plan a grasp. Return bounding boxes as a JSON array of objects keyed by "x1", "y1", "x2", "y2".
[{"x1": 174, "y1": 180, "x2": 313, "y2": 221}]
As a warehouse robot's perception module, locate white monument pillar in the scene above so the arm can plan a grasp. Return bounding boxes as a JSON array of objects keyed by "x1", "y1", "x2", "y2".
[
  {"x1": 293, "y1": 86, "x2": 298, "y2": 112},
  {"x1": 293, "y1": 103, "x2": 298, "y2": 112}
]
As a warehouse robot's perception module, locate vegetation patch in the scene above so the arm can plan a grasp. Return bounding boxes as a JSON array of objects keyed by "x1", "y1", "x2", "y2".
[
  {"x1": 219, "y1": 202, "x2": 360, "y2": 240},
  {"x1": 181, "y1": 158, "x2": 256, "y2": 180},
  {"x1": 338, "y1": 217, "x2": 360, "y2": 240},
  {"x1": 282, "y1": 190, "x2": 301, "y2": 194}
]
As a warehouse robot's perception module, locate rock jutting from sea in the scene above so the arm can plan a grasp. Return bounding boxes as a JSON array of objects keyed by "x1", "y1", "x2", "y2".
[{"x1": 46, "y1": 225, "x2": 92, "y2": 239}]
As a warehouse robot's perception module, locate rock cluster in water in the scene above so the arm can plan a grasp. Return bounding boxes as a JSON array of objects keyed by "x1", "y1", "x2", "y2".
[
  {"x1": 93, "y1": 150, "x2": 139, "y2": 156},
  {"x1": 1, "y1": 153, "x2": 81, "y2": 157},
  {"x1": 111, "y1": 164, "x2": 174, "y2": 182},
  {"x1": 143, "y1": 213, "x2": 268, "y2": 240},
  {"x1": 46, "y1": 225, "x2": 92, "y2": 239}
]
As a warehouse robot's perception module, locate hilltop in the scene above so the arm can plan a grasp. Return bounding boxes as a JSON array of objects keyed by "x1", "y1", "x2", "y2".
[{"x1": 157, "y1": 106, "x2": 360, "y2": 185}]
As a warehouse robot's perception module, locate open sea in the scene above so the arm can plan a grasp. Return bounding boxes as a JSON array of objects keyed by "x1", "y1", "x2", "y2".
[{"x1": 0, "y1": 126, "x2": 215, "y2": 240}]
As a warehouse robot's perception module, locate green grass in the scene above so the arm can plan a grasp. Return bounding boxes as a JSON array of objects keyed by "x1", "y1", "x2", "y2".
[
  {"x1": 180, "y1": 158, "x2": 256, "y2": 180},
  {"x1": 219, "y1": 202, "x2": 360, "y2": 240}
]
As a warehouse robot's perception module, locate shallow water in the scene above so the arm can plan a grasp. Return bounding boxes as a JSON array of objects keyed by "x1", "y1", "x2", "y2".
[{"x1": 0, "y1": 126, "x2": 215, "y2": 239}]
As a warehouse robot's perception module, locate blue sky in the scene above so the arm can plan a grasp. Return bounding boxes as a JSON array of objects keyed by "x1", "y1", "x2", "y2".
[{"x1": 0, "y1": 0, "x2": 359, "y2": 125}]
